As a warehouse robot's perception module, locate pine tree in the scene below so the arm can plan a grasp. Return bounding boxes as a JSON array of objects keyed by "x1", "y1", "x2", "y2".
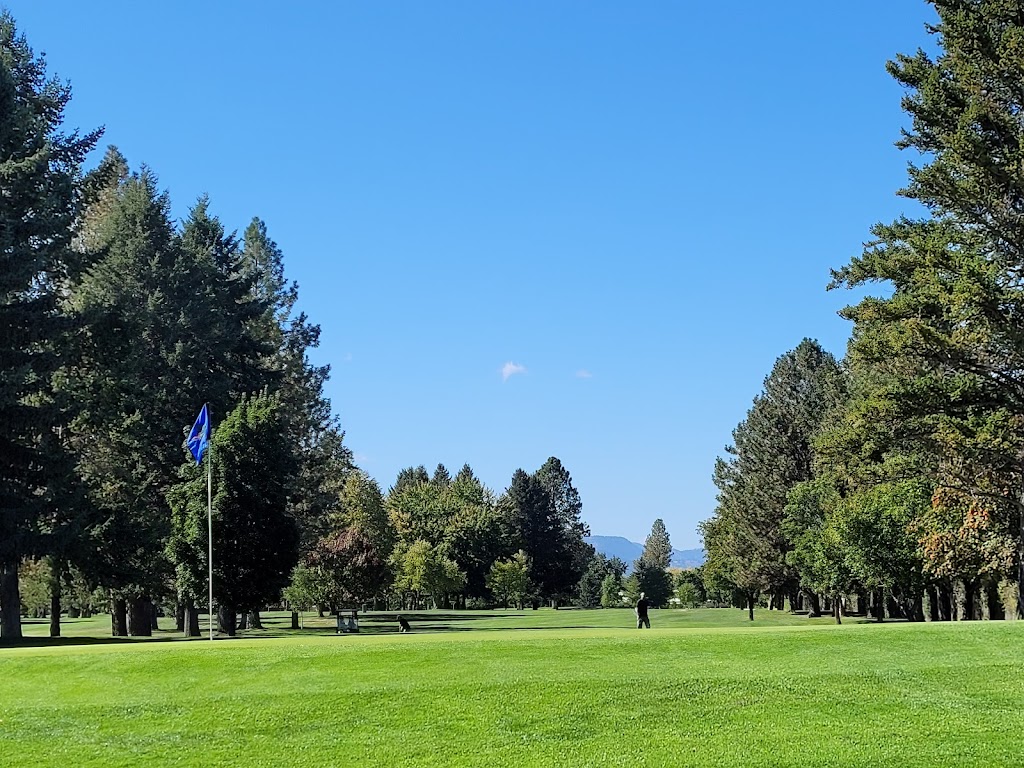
[
  {"x1": 0, "y1": 12, "x2": 98, "y2": 639},
  {"x1": 168, "y1": 393, "x2": 299, "y2": 636},
  {"x1": 830, "y1": 1, "x2": 1024, "y2": 612},
  {"x1": 63, "y1": 173, "x2": 274, "y2": 634},
  {"x1": 431, "y1": 464, "x2": 452, "y2": 488},
  {"x1": 639, "y1": 519, "x2": 672, "y2": 569},
  {"x1": 533, "y1": 457, "x2": 593, "y2": 603},
  {"x1": 633, "y1": 520, "x2": 673, "y2": 607},
  {"x1": 702, "y1": 340, "x2": 846, "y2": 618},
  {"x1": 499, "y1": 469, "x2": 562, "y2": 603}
]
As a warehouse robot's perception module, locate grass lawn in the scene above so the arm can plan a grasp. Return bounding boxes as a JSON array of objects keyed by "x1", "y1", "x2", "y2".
[
  {"x1": 2, "y1": 609, "x2": 1022, "y2": 766},
  {"x1": 17, "y1": 604, "x2": 842, "y2": 641}
]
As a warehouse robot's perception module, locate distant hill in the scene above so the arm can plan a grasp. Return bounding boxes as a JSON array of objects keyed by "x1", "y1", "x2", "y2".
[{"x1": 584, "y1": 535, "x2": 705, "y2": 570}]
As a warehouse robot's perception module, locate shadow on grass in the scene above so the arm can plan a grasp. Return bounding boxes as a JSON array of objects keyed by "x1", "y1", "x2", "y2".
[{"x1": 0, "y1": 630, "x2": 184, "y2": 649}]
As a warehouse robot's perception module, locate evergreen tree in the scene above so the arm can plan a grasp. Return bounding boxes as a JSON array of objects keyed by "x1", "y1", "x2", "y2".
[
  {"x1": 0, "y1": 12, "x2": 98, "y2": 639},
  {"x1": 63, "y1": 177, "x2": 277, "y2": 635},
  {"x1": 241, "y1": 215, "x2": 355, "y2": 571},
  {"x1": 431, "y1": 464, "x2": 452, "y2": 488},
  {"x1": 830, "y1": 1, "x2": 1024, "y2": 612},
  {"x1": 168, "y1": 393, "x2": 299, "y2": 636},
  {"x1": 392, "y1": 466, "x2": 431, "y2": 495},
  {"x1": 500, "y1": 469, "x2": 561, "y2": 602},
  {"x1": 702, "y1": 340, "x2": 846, "y2": 618},
  {"x1": 74, "y1": 145, "x2": 128, "y2": 255},
  {"x1": 639, "y1": 519, "x2": 672, "y2": 569},
  {"x1": 62, "y1": 171, "x2": 194, "y2": 634},
  {"x1": 633, "y1": 519, "x2": 673, "y2": 607},
  {"x1": 534, "y1": 457, "x2": 593, "y2": 602}
]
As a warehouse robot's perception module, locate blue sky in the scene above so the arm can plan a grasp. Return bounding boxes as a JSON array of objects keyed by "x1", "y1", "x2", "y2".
[{"x1": 9, "y1": 2, "x2": 935, "y2": 548}]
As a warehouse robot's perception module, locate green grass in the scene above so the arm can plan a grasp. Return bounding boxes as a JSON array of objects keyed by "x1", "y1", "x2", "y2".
[
  {"x1": 15, "y1": 605, "x2": 841, "y2": 644},
  {"x1": 3, "y1": 610, "x2": 1022, "y2": 766}
]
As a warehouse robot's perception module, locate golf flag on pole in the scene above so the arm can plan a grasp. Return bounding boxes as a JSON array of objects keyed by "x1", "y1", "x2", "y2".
[{"x1": 187, "y1": 404, "x2": 211, "y2": 465}]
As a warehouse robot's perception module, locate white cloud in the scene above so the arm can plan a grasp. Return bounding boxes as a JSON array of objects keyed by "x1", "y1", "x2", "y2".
[
  {"x1": 576, "y1": 369, "x2": 593, "y2": 379},
  {"x1": 501, "y1": 362, "x2": 527, "y2": 381}
]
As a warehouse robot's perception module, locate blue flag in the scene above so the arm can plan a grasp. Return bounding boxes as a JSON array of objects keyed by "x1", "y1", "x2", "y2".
[{"x1": 187, "y1": 404, "x2": 211, "y2": 465}]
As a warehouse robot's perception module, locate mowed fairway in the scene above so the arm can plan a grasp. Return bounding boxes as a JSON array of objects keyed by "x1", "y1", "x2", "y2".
[{"x1": 2, "y1": 611, "x2": 1022, "y2": 767}]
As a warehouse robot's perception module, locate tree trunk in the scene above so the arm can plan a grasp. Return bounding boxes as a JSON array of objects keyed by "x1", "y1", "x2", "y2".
[
  {"x1": 175, "y1": 601, "x2": 185, "y2": 632},
  {"x1": 874, "y1": 589, "x2": 884, "y2": 622},
  {"x1": 238, "y1": 611, "x2": 248, "y2": 631},
  {"x1": 248, "y1": 610, "x2": 263, "y2": 629},
  {"x1": 913, "y1": 593, "x2": 929, "y2": 626},
  {"x1": 290, "y1": 611, "x2": 299, "y2": 629},
  {"x1": 150, "y1": 602, "x2": 159, "y2": 631},
  {"x1": 127, "y1": 596, "x2": 152, "y2": 636},
  {"x1": 1017, "y1": 493, "x2": 1023, "y2": 623},
  {"x1": 218, "y1": 605, "x2": 236, "y2": 636},
  {"x1": 0, "y1": 560, "x2": 23, "y2": 641},
  {"x1": 110, "y1": 596, "x2": 128, "y2": 637},
  {"x1": 885, "y1": 592, "x2": 900, "y2": 620},
  {"x1": 924, "y1": 586, "x2": 938, "y2": 621},
  {"x1": 834, "y1": 595, "x2": 842, "y2": 625},
  {"x1": 997, "y1": 580, "x2": 1017, "y2": 620},
  {"x1": 49, "y1": 567, "x2": 62, "y2": 638},
  {"x1": 986, "y1": 581, "x2": 1005, "y2": 620},
  {"x1": 184, "y1": 601, "x2": 201, "y2": 637},
  {"x1": 953, "y1": 580, "x2": 975, "y2": 621},
  {"x1": 787, "y1": 590, "x2": 801, "y2": 613},
  {"x1": 805, "y1": 590, "x2": 821, "y2": 618},
  {"x1": 747, "y1": 592, "x2": 755, "y2": 621},
  {"x1": 937, "y1": 585, "x2": 952, "y2": 621}
]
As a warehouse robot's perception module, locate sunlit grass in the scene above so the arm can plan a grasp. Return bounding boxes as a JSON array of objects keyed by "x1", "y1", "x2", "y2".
[
  {"x1": 18, "y1": 604, "x2": 844, "y2": 642},
  {"x1": 3, "y1": 611, "x2": 1021, "y2": 767}
]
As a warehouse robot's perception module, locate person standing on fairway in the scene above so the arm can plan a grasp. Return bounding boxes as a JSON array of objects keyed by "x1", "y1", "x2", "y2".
[{"x1": 635, "y1": 591, "x2": 650, "y2": 629}]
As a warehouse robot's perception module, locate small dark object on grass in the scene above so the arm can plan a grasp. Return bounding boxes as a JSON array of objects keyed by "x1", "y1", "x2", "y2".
[{"x1": 398, "y1": 615, "x2": 411, "y2": 633}]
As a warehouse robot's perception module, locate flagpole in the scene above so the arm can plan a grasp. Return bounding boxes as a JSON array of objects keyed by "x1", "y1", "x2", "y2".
[{"x1": 207, "y1": 409, "x2": 214, "y2": 642}]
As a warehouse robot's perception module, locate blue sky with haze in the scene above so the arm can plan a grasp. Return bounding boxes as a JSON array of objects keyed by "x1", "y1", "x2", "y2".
[{"x1": 8, "y1": 2, "x2": 936, "y2": 547}]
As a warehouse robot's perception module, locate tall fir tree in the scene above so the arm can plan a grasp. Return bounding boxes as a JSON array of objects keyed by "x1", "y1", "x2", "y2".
[
  {"x1": 633, "y1": 519, "x2": 673, "y2": 607},
  {"x1": 63, "y1": 174, "x2": 274, "y2": 634},
  {"x1": 702, "y1": 340, "x2": 846, "y2": 619},
  {"x1": 533, "y1": 457, "x2": 593, "y2": 603},
  {"x1": 830, "y1": 1, "x2": 1024, "y2": 613},
  {"x1": 0, "y1": 12, "x2": 99, "y2": 639},
  {"x1": 168, "y1": 393, "x2": 299, "y2": 636}
]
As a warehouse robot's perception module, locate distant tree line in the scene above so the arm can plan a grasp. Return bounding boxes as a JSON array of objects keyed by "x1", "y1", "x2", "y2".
[
  {"x1": 285, "y1": 457, "x2": 603, "y2": 616},
  {"x1": 702, "y1": 2, "x2": 1024, "y2": 624}
]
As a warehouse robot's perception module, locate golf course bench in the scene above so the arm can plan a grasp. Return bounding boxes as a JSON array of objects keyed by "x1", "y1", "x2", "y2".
[{"x1": 335, "y1": 609, "x2": 359, "y2": 633}]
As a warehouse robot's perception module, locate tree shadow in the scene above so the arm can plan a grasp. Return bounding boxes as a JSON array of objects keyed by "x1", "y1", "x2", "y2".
[{"x1": 0, "y1": 633, "x2": 182, "y2": 649}]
